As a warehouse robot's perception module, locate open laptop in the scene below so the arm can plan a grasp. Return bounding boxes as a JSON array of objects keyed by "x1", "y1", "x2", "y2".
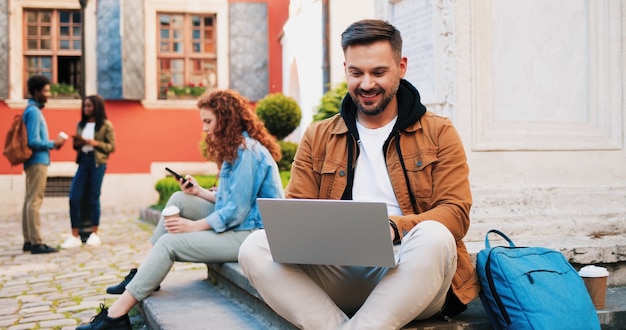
[{"x1": 257, "y1": 198, "x2": 398, "y2": 268}]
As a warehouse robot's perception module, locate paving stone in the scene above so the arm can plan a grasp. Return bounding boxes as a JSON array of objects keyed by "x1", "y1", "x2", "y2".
[
  {"x1": 40, "y1": 318, "x2": 77, "y2": 327},
  {"x1": 20, "y1": 312, "x2": 64, "y2": 323},
  {"x1": 21, "y1": 301, "x2": 52, "y2": 309},
  {"x1": 55, "y1": 271, "x2": 92, "y2": 280},
  {"x1": 2, "y1": 279, "x2": 28, "y2": 287},
  {"x1": 7, "y1": 322, "x2": 37, "y2": 330},
  {"x1": 28, "y1": 287, "x2": 58, "y2": 295},
  {"x1": 0, "y1": 304, "x2": 18, "y2": 316},
  {"x1": 42, "y1": 292, "x2": 70, "y2": 301},
  {"x1": 28, "y1": 275, "x2": 54, "y2": 283},
  {"x1": 0, "y1": 206, "x2": 153, "y2": 328},
  {"x1": 19, "y1": 305, "x2": 51, "y2": 314},
  {"x1": 0, "y1": 316, "x2": 19, "y2": 328},
  {"x1": 14, "y1": 294, "x2": 42, "y2": 302}
]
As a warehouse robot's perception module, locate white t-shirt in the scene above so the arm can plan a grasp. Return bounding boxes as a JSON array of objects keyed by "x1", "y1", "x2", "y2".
[
  {"x1": 352, "y1": 117, "x2": 403, "y2": 216},
  {"x1": 81, "y1": 122, "x2": 95, "y2": 152}
]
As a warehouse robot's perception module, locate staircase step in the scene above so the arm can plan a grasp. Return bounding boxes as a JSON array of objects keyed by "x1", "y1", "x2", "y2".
[
  {"x1": 140, "y1": 262, "x2": 626, "y2": 329},
  {"x1": 139, "y1": 267, "x2": 277, "y2": 330},
  {"x1": 138, "y1": 208, "x2": 626, "y2": 329}
]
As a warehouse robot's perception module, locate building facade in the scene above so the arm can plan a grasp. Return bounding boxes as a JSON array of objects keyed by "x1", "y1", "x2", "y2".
[{"x1": 0, "y1": 0, "x2": 289, "y2": 213}]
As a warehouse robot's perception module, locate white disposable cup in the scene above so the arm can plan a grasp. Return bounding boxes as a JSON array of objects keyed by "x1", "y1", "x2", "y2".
[
  {"x1": 58, "y1": 131, "x2": 69, "y2": 140},
  {"x1": 162, "y1": 205, "x2": 180, "y2": 219},
  {"x1": 579, "y1": 265, "x2": 609, "y2": 309}
]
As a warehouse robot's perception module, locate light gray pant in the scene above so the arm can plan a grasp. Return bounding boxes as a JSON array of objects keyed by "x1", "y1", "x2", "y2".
[
  {"x1": 238, "y1": 220, "x2": 457, "y2": 330},
  {"x1": 22, "y1": 164, "x2": 48, "y2": 245},
  {"x1": 127, "y1": 191, "x2": 253, "y2": 301}
]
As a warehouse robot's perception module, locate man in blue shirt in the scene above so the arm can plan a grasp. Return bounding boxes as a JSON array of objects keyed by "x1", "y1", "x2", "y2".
[{"x1": 22, "y1": 75, "x2": 67, "y2": 254}]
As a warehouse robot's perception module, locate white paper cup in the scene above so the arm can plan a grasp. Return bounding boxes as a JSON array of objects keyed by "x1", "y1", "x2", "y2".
[
  {"x1": 58, "y1": 131, "x2": 69, "y2": 140},
  {"x1": 162, "y1": 205, "x2": 180, "y2": 219},
  {"x1": 579, "y1": 265, "x2": 609, "y2": 309}
]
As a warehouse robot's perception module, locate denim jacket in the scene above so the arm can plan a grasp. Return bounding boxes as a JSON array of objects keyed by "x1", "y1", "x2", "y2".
[
  {"x1": 23, "y1": 99, "x2": 54, "y2": 169},
  {"x1": 205, "y1": 133, "x2": 284, "y2": 232}
]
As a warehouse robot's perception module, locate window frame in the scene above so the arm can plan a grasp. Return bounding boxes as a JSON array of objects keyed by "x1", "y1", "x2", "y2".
[
  {"x1": 156, "y1": 12, "x2": 218, "y2": 100},
  {"x1": 22, "y1": 8, "x2": 82, "y2": 98}
]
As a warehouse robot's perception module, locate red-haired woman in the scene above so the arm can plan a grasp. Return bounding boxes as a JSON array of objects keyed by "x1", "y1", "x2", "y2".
[{"x1": 77, "y1": 89, "x2": 285, "y2": 329}]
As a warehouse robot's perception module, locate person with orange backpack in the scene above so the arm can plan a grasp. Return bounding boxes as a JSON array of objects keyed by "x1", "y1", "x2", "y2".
[{"x1": 21, "y1": 75, "x2": 67, "y2": 254}]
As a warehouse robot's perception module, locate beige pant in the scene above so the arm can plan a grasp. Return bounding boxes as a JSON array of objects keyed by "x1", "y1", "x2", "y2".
[
  {"x1": 238, "y1": 220, "x2": 457, "y2": 330},
  {"x1": 22, "y1": 164, "x2": 48, "y2": 245}
]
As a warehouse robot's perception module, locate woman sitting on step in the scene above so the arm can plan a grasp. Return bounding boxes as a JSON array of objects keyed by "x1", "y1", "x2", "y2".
[{"x1": 77, "y1": 89, "x2": 285, "y2": 330}]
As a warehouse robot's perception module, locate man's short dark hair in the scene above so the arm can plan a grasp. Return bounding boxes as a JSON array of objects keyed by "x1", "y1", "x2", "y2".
[
  {"x1": 27, "y1": 75, "x2": 51, "y2": 96},
  {"x1": 341, "y1": 19, "x2": 403, "y2": 62}
]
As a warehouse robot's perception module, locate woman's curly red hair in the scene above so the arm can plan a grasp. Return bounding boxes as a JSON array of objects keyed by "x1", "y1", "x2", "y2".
[{"x1": 197, "y1": 89, "x2": 281, "y2": 166}]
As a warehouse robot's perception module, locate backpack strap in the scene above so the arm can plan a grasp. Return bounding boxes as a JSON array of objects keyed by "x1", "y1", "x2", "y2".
[{"x1": 485, "y1": 229, "x2": 516, "y2": 249}]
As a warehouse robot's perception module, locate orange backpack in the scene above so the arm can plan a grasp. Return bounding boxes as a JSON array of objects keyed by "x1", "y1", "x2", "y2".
[{"x1": 3, "y1": 114, "x2": 33, "y2": 166}]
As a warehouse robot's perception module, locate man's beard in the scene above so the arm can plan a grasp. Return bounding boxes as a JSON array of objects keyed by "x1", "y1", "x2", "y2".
[
  {"x1": 351, "y1": 83, "x2": 399, "y2": 117},
  {"x1": 35, "y1": 95, "x2": 48, "y2": 107}
]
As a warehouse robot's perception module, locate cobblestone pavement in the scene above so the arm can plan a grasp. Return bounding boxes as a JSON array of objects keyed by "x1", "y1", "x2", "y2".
[{"x1": 0, "y1": 205, "x2": 195, "y2": 330}]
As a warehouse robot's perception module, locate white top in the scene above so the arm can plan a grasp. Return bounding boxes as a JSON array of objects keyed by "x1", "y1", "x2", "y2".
[
  {"x1": 81, "y1": 122, "x2": 95, "y2": 152},
  {"x1": 353, "y1": 117, "x2": 402, "y2": 216}
]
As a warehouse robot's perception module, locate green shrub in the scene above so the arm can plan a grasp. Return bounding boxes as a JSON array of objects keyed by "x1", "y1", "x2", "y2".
[
  {"x1": 280, "y1": 170, "x2": 291, "y2": 188},
  {"x1": 313, "y1": 81, "x2": 347, "y2": 122},
  {"x1": 50, "y1": 83, "x2": 80, "y2": 99},
  {"x1": 154, "y1": 175, "x2": 217, "y2": 210},
  {"x1": 277, "y1": 140, "x2": 298, "y2": 172},
  {"x1": 256, "y1": 93, "x2": 302, "y2": 140},
  {"x1": 165, "y1": 83, "x2": 206, "y2": 97},
  {"x1": 198, "y1": 132, "x2": 209, "y2": 160}
]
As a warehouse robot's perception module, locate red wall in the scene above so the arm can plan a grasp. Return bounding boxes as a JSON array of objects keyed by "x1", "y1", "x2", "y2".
[
  {"x1": 231, "y1": 0, "x2": 288, "y2": 93},
  {"x1": 266, "y1": 0, "x2": 289, "y2": 92},
  {"x1": 0, "y1": 101, "x2": 206, "y2": 174}
]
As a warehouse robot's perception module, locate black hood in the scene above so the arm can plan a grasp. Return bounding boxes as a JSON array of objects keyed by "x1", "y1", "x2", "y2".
[
  {"x1": 339, "y1": 78, "x2": 427, "y2": 138},
  {"x1": 337, "y1": 79, "x2": 427, "y2": 201}
]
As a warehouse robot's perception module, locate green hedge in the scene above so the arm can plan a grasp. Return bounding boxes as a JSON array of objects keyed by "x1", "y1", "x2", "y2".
[
  {"x1": 277, "y1": 140, "x2": 298, "y2": 172},
  {"x1": 256, "y1": 93, "x2": 302, "y2": 141},
  {"x1": 153, "y1": 172, "x2": 291, "y2": 210},
  {"x1": 154, "y1": 175, "x2": 217, "y2": 210},
  {"x1": 313, "y1": 81, "x2": 347, "y2": 122}
]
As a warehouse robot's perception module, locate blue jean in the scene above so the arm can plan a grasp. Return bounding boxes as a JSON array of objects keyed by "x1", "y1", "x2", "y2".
[{"x1": 69, "y1": 152, "x2": 107, "y2": 228}]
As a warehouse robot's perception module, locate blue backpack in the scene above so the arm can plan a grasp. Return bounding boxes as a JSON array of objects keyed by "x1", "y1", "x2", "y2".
[{"x1": 476, "y1": 229, "x2": 600, "y2": 330}]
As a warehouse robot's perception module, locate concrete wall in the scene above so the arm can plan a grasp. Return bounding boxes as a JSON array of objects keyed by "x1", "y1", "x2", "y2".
[
  {"x1": 121, "y1": 0, "x2": 145, "y2": 100},
  {"x1": 229, "y1": 2, "x2": 268, "y2": 101},
  {"x1": 0, "y1": 0, "x2": 8, "y2": 99}
]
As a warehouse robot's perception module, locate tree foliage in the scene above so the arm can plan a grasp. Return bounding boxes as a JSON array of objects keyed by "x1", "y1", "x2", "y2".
[
  {"x1": 255, "y1": 93, "x2": 302, "y2": 141},
  {"x1": 313, "y1": 81, "x2": 348, "y2": 122}
]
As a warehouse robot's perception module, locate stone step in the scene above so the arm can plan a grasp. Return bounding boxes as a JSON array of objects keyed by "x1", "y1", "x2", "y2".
[
  {"x1": 139, "y1": 262, "x2": 626, "y2": 330},
  {"x1": 467, "y1": 186, "x2": 626, "y2": 240},
  {"x1": 465, "y1": 215, "x2": 624, "y2": 241},
  {"x1": 138, "y1": 208, "x2": 626, "y2": 329},
  {"x1": 465, "y1": 235, "x2": 626, "y2": 287},
  {"x1": 139, "y1": 267, "x2": 282, "y2": 330}
]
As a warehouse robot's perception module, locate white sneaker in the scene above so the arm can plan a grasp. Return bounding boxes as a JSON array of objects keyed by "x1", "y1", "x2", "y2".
[
  {"x1": 86, "y1": 233, "x2": 101, "y2": 246},
  {"x1": 61, "y1": 235, "x2": 82, "y2": 249}
]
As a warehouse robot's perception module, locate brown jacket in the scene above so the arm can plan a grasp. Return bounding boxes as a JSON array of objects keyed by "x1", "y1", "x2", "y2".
[
  {"x1": 285, "y1": 80, "x2": 479, "y2": 305},
  {"x1": 73, "y1": 119, "x2": 116, "y2": 166}
]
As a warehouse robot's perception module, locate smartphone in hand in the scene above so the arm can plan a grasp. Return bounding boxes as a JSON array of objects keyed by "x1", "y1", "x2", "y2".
[{"x1": 165, "y1": 167, "x2": 193, "y2": 189}]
